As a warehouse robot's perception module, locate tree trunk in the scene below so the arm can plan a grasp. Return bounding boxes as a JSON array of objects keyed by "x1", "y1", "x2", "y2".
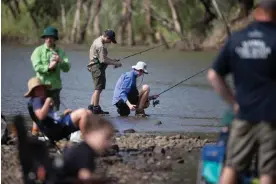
[
  {"x1": 71, "y1": 0, "x2": 83, "y2": 43},
  {"x1": 238, "y1": 0, "x2": 254, "y2": 17},
  {"x1": 6, "y1": 0, "x2": 17, "y2": 19},
  {"x1": 117, "y1": 0, "x2": 128, "y2": 45},
  {"x1": 22, "y1": 0, "x2": 39, "y2": 29},
  {"x1": 126, "y1": 0, "x2": 135, "y2": 46},
  {"x1": 87, "y1": 0, "x2": 102, "y2": 37},
  {"x1": 78, "y1": 0, "x2": 93, "y2": 43},
  {"x1": 14, "y1": 0, "x2": 21, "y2": 15},
  {"x1": 60, "y1": 0, "x2": 67, "y2": 41},
  {"x1": 144, "y1": 0, "x2": 157, "y2": 45},
  {"x1": 167, "y1": 0, "x2": 183, "y2": 36}
]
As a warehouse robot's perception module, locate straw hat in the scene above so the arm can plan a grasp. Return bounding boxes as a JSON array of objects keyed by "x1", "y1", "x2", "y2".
[
  {"x1": 132, "y1": 61, "x2": 148, "y2": 74},
  {"x1": 24, "y1": 77, "x2": 50, "y2": 97}
]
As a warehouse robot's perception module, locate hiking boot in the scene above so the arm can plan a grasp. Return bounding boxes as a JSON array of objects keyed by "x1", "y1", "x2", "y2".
[
  {"x1": 135, "y1": 109, "x2": 149, "y2": 117},
  {"x1": 91, "y1": 105, "x2": 109, "y2": 115}
]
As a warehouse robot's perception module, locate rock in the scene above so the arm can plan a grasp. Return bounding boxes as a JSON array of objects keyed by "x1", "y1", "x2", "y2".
[
  {"x1": 156, "y1": 161, "x2": 161, "y2": 166},
  {"x1": 155, "y1": 121, "x2": 162, "y2": 125},
  {"x1": 166, "y1": 156, "x2": 171, "y2": 160},
  {"x1": 111, "y1": 144, "x2": 119, "y2": 152},
  {"x1": 147, "y1": 157, "x2": 155, "y2": 164},
  {"x1": 142, "y1": 175, "x2": 149, "y2": 180},
  {"x1": 152, "y1": 175, "x2": 163, "y2": 181},
  {"x1": 123, "y1": 129, "x2": 136, "y2": 134},
  {"x1": 177, "y1": 159, "x2": 184, "y2": 164},
  {"x1": 155, "y1": 136, "x2": 162, "y2": 140},
  {"x1": 175, "y1": 134, "x2": 182, "y2": 139},
  {"x1": 153, "y1": 146, "x2": 166, "y2": 155},
  {"x1": 119, "y1": 179, "x2": 126, "y2": 184},
  {"x1": 101, "y1": 156, "x2": 123, "y2": 165}
]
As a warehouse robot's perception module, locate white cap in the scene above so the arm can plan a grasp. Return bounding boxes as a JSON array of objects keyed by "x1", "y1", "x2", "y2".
[{"x1": 132, "y1": 61, "x2": 148, "y2": 74}]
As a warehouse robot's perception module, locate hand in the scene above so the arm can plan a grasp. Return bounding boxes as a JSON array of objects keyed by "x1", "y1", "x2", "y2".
[
  {"x1": 114, "y1": 58, "x2": 120, "y2": 62},
  {"x1": 48, "y1": 60, "x2": 57, "y2": 70},
  {"x1": 52, "y1": 53, "x2": 61, "y2": 62},
  {"x1": 45, "y1": 97, "x2": 54, "y2": 107},
  {"x1": 128, "y1": 104, "x2": 136, "y2": 111},
  {"x1": 63, "y1": 109, "x2": 73, "y2": 115},
  {"x1": 114, "y1": 62, "x2": 122, "y2": 68},
  {"x1": 149, "y1": 95, "x2": 159, "y2": 100}
]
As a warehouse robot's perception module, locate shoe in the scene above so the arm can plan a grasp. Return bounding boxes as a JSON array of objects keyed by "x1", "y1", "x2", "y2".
[
  {"x1": 92, "y1": 105, "x2": 109, "y2": 115},
  {"x1": 135, "y1": 109, "x2": 149, "y2": 117}
]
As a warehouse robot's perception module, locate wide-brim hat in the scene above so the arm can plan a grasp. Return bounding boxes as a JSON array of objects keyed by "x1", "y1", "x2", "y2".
[
  {"x1": 41, "y1": 26, "x2": 59, "y2": 40},
  {"x1": 24, "y1": 77, "x2": 51, "y2": 97},
  {"x1": 132, "y1": 61, "x2": 148, "y2": 74}
]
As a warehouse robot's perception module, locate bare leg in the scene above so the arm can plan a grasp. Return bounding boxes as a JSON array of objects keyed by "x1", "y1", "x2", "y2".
[
  {"x1": 70, "y1": 108, "x2": 90, "y2": 134},
  {"x1": 138, "y1": 84, "x2": 150, "y2": 109},
  {"x1": 219, "y1": 166, "x2": 237, "y2": 184},
  {"x1": 92, "y1": 90, "x2": 102, "y2": 106},
  {"x1": 260, "y1": 175, "x2": 275, "y2": 184}
]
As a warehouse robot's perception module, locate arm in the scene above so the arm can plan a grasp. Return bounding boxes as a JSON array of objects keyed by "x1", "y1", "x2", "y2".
[
  {"x1": 98, "y1": 47, "x2": 118, "y2": 66},
  {"x1": 58, "y1": 50, "x2": 70, "y2": 72},
  {"x1": 119, "y1": 76, "x2": 132, "y2": 103},
  {"x1": 31, "y1": 48, "x2": 49, "y2": 73},
  {"x1": 207, "y1": 38, "x2": 239, "y2": 111},
  {"x1": 34, "y1": 98, "x2": 53, "y2": 120}
]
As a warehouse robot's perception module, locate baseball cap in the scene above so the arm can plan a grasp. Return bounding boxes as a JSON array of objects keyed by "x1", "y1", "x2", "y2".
[
  {"x1": 104, "y1": 29, "x2": 117, "y2": 44},
  {"x1": 256, "y1": 0, "x2": 276, "y2": 10}
]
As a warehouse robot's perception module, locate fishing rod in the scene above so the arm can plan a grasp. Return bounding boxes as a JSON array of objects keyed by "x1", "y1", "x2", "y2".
[{"x1": 150, "y1": 67, "x2": 209, "y2": 107}]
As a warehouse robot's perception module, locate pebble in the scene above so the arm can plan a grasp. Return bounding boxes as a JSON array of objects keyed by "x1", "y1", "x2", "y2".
[
  {"x1": 153, "y1": 146, "x2": 166, "y2": 155},
  {"x1": 166, "y1": 156, "x2": 171, "y2": 160},
  {"x1": 152, "y1": 174, "x2": 163, "y2": 181},
  {"x1": 142, "y1": 175, "x2": 149, "y2": 180}
]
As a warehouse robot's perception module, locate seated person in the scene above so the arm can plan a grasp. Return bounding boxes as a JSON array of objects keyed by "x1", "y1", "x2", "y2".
[
  {"x1": 112, "y1": 61, "x2": 158, "y2": 117},
  {"x1": 24, "y1": 77, "x2": 94, "y2": 135},
  {"x1": 59, "y1": 115, "x2": 114, "y2": 182}
]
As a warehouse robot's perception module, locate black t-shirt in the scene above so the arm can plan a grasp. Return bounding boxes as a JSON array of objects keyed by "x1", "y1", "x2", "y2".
[
  {"x1": 212, "y1": 21, "x2": 276, "y2": 122},
  {"x1": 61, "y1": 142, "x2": 97, "y2": 179}
]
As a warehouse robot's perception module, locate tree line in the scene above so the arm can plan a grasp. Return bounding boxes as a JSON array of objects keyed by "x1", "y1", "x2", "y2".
[{"x1": 2, "y1": 0, "x2": 255, "y2": 48}]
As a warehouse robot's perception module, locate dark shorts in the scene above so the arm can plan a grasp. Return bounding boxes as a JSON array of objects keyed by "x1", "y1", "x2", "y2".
[
  {"x1": 115, "y1": 89, "x2": 139, "y2": 116},
  {"x1": 46, "y1": 89, "x2": 61, "y2": 111},
  {"x1": 57, "y1": 114, "x2": 79, "y2": 133},
  {"x1": 91, "y1": 64, "x2": 106, "y2": 90},
  {"x1": 225, "y1": 119, "x2": 276, "y2": 175}
]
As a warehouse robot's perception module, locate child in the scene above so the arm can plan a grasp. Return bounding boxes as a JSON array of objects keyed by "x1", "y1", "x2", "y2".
[
  {"x1": 59, "y1": 115, "x2": 115, "y2": 181},
  {"x1": 24, "y1": 77, "x2": 94, "y2": 135}
]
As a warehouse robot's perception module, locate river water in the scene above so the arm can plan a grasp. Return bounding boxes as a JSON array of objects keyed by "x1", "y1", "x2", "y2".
[{"x1": 1, "y1": 44, "x2": 228, "y2": 133}]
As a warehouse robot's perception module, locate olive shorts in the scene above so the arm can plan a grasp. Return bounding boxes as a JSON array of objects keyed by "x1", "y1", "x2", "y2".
[
  {"x1": 225, "y1": 119, "x2": 276, "y2": 175},
  {"x1": 91, "y1": 65, "x2": 106, "y2": 90},
  {"x1": 46, "y1": 89, "x2": 61, "y2": 111}
]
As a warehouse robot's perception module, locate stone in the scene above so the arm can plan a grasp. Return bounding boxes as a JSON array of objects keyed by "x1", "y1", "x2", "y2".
[
  {"x1": 123, "y1": 129, "x2": 136, "y2": 134},
  {"x1": 152, "y1": 175, "x2": 163, "y2": 181},
  {"x1": 142, "y1": 175, "x2": 149, "y2": 180},
  {"x1": 147, "y1": 157, "x2": 155, "y2": 164},
  {"x1": 153, "y1": 146, "x2": 166, "y2": 155},
  {"x1": 166, "y1": 156, "x2": 171, "y2": 160},
  {"x1": 177, "y1": 159, "x2": 184, "y2": 164},
  {"x1": 175, "y1": 134, "x2": 182, "y2": 139}
]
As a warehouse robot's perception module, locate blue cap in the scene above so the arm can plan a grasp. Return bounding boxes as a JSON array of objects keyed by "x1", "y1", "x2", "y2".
[{"x1": 104, "y1": 29, "x2": 117, "y2": 44}]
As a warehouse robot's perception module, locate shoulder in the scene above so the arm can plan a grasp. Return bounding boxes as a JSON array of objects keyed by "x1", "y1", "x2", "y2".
[
  {"x1": 32, "y1": 45, "x2": 44, "y2": 53},
  {"x1": 92, "y1": 37, "x2": 104, "y2": 48}
]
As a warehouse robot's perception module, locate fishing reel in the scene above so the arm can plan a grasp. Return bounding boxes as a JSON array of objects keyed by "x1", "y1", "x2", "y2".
[{"x1": 152, "y1": 99, "x2": 160, "y2": 107}]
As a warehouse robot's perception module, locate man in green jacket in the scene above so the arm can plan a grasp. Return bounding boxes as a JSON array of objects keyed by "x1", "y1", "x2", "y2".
[{"x1": 30, "y1": 26, "x2": 70, "y2": 136}]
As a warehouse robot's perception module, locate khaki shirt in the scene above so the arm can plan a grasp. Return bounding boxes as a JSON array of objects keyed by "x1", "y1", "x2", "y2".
[{"x1": 89, "y1": 36, "x2": 108, "y2": 65}]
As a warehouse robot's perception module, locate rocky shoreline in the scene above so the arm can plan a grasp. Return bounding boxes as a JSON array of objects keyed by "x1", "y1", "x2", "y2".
[{"x1": 1, "y1": 132, "x2": 216, "y2": 184}]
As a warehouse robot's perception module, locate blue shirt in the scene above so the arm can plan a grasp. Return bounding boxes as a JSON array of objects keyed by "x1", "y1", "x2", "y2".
[
  {"x1": 212, "y1": 21, "x2": 276, "y2": 122},
  {"x1": 112, "y1": 70, "x2": 138, "y2": 105}
]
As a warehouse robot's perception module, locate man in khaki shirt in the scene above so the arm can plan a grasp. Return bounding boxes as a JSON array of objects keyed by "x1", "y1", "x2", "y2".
[{"x1": 88, "y1": 29, "x2": 122, "y2": 114}]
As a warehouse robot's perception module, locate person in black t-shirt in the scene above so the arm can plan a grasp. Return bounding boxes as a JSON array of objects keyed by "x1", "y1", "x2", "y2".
[
  {"x1": 207, "y1": 0, "x2": 276, "y2": 184},
  {"x1": 60, "y1": 115, "x2": 115, "y2": 182}
]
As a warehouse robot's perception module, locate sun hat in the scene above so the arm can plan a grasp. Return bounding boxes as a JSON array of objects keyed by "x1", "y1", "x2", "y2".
[
  {"x1": 132, "y1": 61, "x2": 148, "y2": 74},
  {"x1": 24, "y1": 77, "x2": 51, "y2": 97},
  {"x1": 41, "y1": 26, "x2": 59, "y2": 40}
]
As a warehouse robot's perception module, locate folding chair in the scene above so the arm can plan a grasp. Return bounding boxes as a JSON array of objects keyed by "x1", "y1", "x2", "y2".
[{"x1": 28, "y1": 103, "x2": 73, "y2": 154}]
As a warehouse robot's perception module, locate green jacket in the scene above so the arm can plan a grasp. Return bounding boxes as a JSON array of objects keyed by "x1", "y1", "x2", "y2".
[{"x1": 31, "y1": 44, "x2": 70, "y2": 89}]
